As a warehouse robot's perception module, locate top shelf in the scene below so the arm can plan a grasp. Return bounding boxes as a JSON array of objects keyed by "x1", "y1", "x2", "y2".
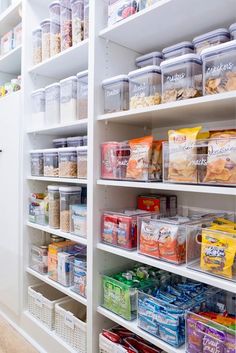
[
  {"x1": 99, "y1": 0, "x2": 236, "y2": 53},
  {"x1": 0, "y1": 0, "x2": 21, "y2": 37}
]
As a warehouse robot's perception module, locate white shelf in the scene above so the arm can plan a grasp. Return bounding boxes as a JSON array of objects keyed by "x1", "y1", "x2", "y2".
[
  {"x1": 97, "y1": 243, "x2": 236, "y2": 293},
  {"x1": 27, "y1": 222, "x2": 87, "y2": 245},
  {"x1": 27, "y1": 176, "x2": 87, "y2": 185},
  {"x1": 28, "y1": 40, "x2": 89, "y2": 79},
  {"x1": 26, "y1": 267, "x2": 87, "y2": 306},
  {"x1": 98, "y1": 92, "x2": 236, "y2": 128},
  {"x1": 27, "y1": 119, "x2": 88, "y2": 136},
  {"x1": 97, "y1": 179, "x2": 236, "y2": 196},
  {"x1": 0, "y1": 46, "x2": 21, "y2": 74},
  {"x1": 97, "y1": 306, "x2": 185, "y2": 353},
  {"x1": 0, "y1": 0, "x2": 21, "y2": 37},
  {"x1": 99, "y1": 0, "x2": 236, "y2": 53}
]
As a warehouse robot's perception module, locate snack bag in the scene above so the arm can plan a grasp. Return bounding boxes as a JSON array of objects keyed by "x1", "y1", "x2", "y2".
[
  {"x1": 149, "y1": 140, "x2": 164, "y2": 181},
  {"x1": 139, "y1": 219, "x2": 160, "y2": 258},
  {"x1": 126, "y1": 136, "x2": 153, "y2": 181},
  {"x1": 168, "y1": 126, "x2": 202, "y2": 182}
]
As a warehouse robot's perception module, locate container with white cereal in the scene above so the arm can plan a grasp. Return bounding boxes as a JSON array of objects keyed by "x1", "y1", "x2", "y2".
[
  {"x1": 77, "y1": 147, "x2": 87, "y2": 179},
  {"x1": 77, "y1": 70, "x2": 88, "y2": 120},
  {"x1": 43, "y1": 149, "x2": 59, "y2": 177},
  {"x1": 31, "y1": 89, "x2": 45, "y2": 129},
  {"x1": 193, "y1": 28, "x2": 230, "y2": 54},
  {"x1": 135, "y1": 51, "x2": 163, "y2": 68},
  {"x1": 40, "y1": 19, "x2": 51, "y2": 61},
  {"x1": 30, "y1": 150, "x2": 44, "y2": 176},
  {"x1": 48, "y1": 185, "x2": 60, "y2": 229},
  {"x1": 32, "y1": 28, "x2": 42, "y2": 65},
  {"x1": 59, "y1": 186, "x2": 81, "y2": 233},
  {"x1": 60, "y1": 76, "x2": 77, "y2": 123},
  {"x1": 59, "y1": 147, "x2": 77, "y2": 178},
  {"x1": 102, "y1": 75, "x2": 129, "y2": 113},
  {"x1": 162, "y1": 41, "x2": 194, "y2": 60},
  {"x1": 45, "y1": 83, "x2": 60, "y2": 126},
  {"x1": 71, "y1": 0, "x2": 84, "y2": 45}
]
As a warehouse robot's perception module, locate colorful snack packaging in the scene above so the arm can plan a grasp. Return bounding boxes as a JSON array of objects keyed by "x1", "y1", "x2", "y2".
[{"x1": 101, "y1": 141, "x2": 119, "y2": 179}]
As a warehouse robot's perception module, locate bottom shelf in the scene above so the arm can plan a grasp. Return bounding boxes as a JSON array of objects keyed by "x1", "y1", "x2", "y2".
[{"x1": 97, "y1": 306, "x2": 185, "y2": 353}]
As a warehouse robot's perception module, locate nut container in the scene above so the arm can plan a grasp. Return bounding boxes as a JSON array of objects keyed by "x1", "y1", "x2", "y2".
[{"x1": 58, "y1": 147, "x2": 77, "y2": 178}]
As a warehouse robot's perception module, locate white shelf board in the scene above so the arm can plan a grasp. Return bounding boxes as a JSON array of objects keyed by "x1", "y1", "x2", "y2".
[
  {"x1": 0, "y1": 46, "x2": 21, "y2": 74},
  {"x1": 0, "y1": 0, "x2": 21, "y2": 37},
  {"x1": 26, "y1": 267, "x2": 87, "y2": 306},
  {"x1": 99, "y1": 0, "x2": 236, "y2": 53},
  {"x1": 97, "y1": 179, "x2": 236, "y2": 196},
  {"x1": 27, "y1": 222, "x2": 87, "y2": 245},
  {"x1": 27, "y1": 176, "x2": 87, "y2": 185},
  {"x1": 98, "y1": 92, "x2": 236, "y2": 128},
  {"x1": 97, "y1": 243, "x2": 236, "y2": 293},
  {"x1": 28, "y1": 40, "x2": 88, "y2": 79},
  {"x1": 27, "y1": 119, "x2": 88, "y2": 136},
  {"x1": 97, "y1": 306, "x2": 185, "y2": 353}
]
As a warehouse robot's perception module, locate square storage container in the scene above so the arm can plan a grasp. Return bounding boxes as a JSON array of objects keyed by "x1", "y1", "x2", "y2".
[
  {"x1": 161, "y1": 54, "x2": 202, "y2": 103},
  {"x1": 135, "y1": 51, "x2": 163, "y2": 68},
  {"x1": 30, "y1": 244, "x2": 48, "y2": 274},
  {"x1": 50, "y1": 20, "x2": 61, "y2": 56},
  {"x1": 229, "y1": 23, "x2": 236, "y2": 40},
  {"x1": 30, "y1": 150, "x2": 44, "y2": 176},
  {"x1": 70, "y1": 204, "x2": 87, "y2": 237},
  {"x1": 13, "y1": 22, "x2": 22, "y2": 48},
  {"x1": 31, "y1": 89, "x2": 45, "y2": 129},
  {"x1": 45, "y1": 83, "x2": 60, "y2": 126},
  {"x1": 29, "y1": 193, "x2": 48, "y2": 226},
  {"x1": 40, "y1": 19, "x2": 51, "y2": 61},
  {"x1": 28, "y1": 283, "x2": 67, "y2": 330},
  {"x1": 77, "y1": 146, "x2": 87, "y2": 179},
  {"x1": 71, "y1": 0, "x2": 84, "y2": 45},
  {"x1": 48, "y1": 185, "x2": 60, "y2": 229},
  {"x1": 102, "y1": 75, "x2": 129, "y2": 113},
  {"x1": 60, "y1": 2, "x2": 72, "y2": 51},
  {"x1": 128, "y1": 66, "x2": 162, "y2": 109},
  {"x1": 77, "y1": 70, "x2": 88, "y2": 120},
  {"x1": 55, "y1": 299, "x2": 87, "y2": 352},
  {"x1": 162, "y1": 41, "x2": 194, "y2": 60},
  {"x1": 32, "y1": 28, "x2": 42, "y2": 65},
  {"x1": 83, "y1": 0, "x2": 89, "y2": 39},
  {"x1": 72, "y1": 257, "x2": 87, "y2": 297},
  {"x1": 53, "y1": 138, "x2": 67, "y2": 148},
  {"x1": 60, "y1": 76, "x2": 77, "y2": 123},
  {"x1": 193, "y1": 28, "x2": 230, "y2": 54},
  {"x1": 67, "y1": 136, "x2": 83, "y2": 147},
  {"x1": 1, "y1": 30, "x2": 13, "y2": 56},
  {"x1": 108, "y1": 0, "x2": 138, "y2": 26},
  {"x1": 49, "y1": 1, "x2": 61, "y2": 24},
  {"x1": 59, "y1": 186, "x2": 82, "y2": 232},
  {"x1": 59, "y1": 147, "x2": 77, "y2": 178},
  {"x1": 201, "y1": 40, "x2": 236, "y2": 95},
  {"x1": 43, "y1": 148, "x2": 59, "y2": 177}
]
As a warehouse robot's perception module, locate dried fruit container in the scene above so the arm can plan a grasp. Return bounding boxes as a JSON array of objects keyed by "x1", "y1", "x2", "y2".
[
  {"x1": 45, "y1": 83, "x2": 60, "y2": 126},
  {"x1": 229, "y1": 23, "x2": 236, "y2": 40},
  {"x1": 135, "y1": 51, "x2": 163, "y2": 68},
  {"x1": 128, "y1": 66, "x2": 161, "y2": 109},
  {"x1": 58, "y1": 147, "x2": 77, "y2": 178},
  {"x1": 50, "y1": 20, "x2": 61, "y2": 56},
  {"x1": 201, "y1": 40, "x2": 236, "y2": 95},
  {"x1": 193, "y1": 28, "x2": 230, "y2": 54},
  {"x1": 162, "y1": 41, "x2": 194, "y2": 60},
  {"x1": 32, "y1": 28, "x2": 42, "y2": 65},
  {"x1": 48, "y1": 185, "x2": 60, "y2": 229},
  {"x1": 30, "y1": 150, "x2": 44, "y2": 176},
  {"x1": 43, "y1": 149, "x2": 59, "y2": 177},
  {"x1": 31, "y1": 88, "x2": 45, "y2": 129},
  {"x1": 49, "y1": 1, "x2": 61, "y2": 24},
  {"x1": 77, "y1": 146, "x2": 87, "y2": 179},
  {"x1": 83, "y1": 0, "x2": 89, "y2": 39},
  {"x1": 102, "y1": 75, "x2": 129, "y2": 113},
  {"x1": 40, "y1": 19, "x2": 51, "y2": 61},
  {"x1": 60, "y1": 76, "x2": 77, "y2": 123},
  {"x1": 160, "y1": 54, "x2": 202, "y2": 103},
  {"x1": 53, "y1": 138, "x2": 67, "y2": 148},
  {"x1": 71, "y1": 0, "x2": 84, "y2": 45},
  {"x1": 60, "y1": 0, "x2": 72, "y2": 51},
  {"x1": 67, "y1": 136, "x2": 83, "y2": 147},
  {"x1": 77, "y1": 70, "x2": 88, "y2": 119},
  {"x1": 59, "y1": 186, "x2": 82, "y2": 233}
]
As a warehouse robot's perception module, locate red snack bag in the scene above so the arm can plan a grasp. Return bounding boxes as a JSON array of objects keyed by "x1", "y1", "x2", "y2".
[
  {"x1": 101, "y1": 213, "x2": 118, "y2": 245},
  {"x1": 101, "y1": 142, "x2": 119, "y2": 179}
]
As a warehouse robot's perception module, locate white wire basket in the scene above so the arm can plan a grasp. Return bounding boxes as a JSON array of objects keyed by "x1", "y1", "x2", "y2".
[
  {"x1": 28, "y1": 283, "x2": 67, "y2": 330},
  {"x1": 55, "y1": 298, "x2": 87, "y2": 353}
]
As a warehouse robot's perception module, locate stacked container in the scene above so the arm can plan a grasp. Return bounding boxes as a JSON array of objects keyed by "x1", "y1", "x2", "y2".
[
  {"x1": 45, "y1": 83, "x2": 60, "y2": 126},
  {"x1": 102, "y1": 75, "x2": 129, "y2": 113},
  {"x1": 135, "y1": 51, "x2": 163, "y2": 68},
  {"x1": 83, "y1": 0, "x2": 89, "y2": 39},
  {"x1": 40, "y1": 19, "x2": 51, "y2": 61},
  {"x1": 67, "y1": 136, "x2": 83, "y2": 147},
  {"x1": 162, "y1": 41, "x2": 194, "y2": 59},
  {"x1": 77, "y1": 70, "x2": 88, "y2": 120},
  {"x1": 77, "y1": 146, "x2": 87, "y2": 179},
  {"x1": 59, "y1": 186, "x2": 82, "y2": 232},
  {"x1": 193, "y1": 28, "x2": 230, "y2": 54},
  {"x1": 48, "y1": 185, "x2": 60, "y2": 229},
  {"x1": 31, "y1": 88, "x2": 45, "y2": 129},
  {"x1": 53, "y1": 138, "x2": 67, "y2": 148},
  {"x1": 43, "y1": 149, "x2": 59, "y2": 177},
  {"x1": 230, "y1": 23, "x2": 236, "y2": 39},
  {"x1": 30, "y1": 150, "x2": 44, "y2": 176},
  {"x1": 59, "y1": 147, "x2": 77, "y2": 178},
  {"x1": 49, "y1": 1, "x2": 61, "y2": 56},
  {"x1": 60, "y1": 0, "x2": 72, "y2": 51},
  {"x1": 60, "y1": 76, "x2": 77, "y2": 123},
  {"x1": 71, "y1": 0, "x2": 84, "y2": 45},
  {"x1": 32, "y1": 28, "x2": 42, "y2": 65}
]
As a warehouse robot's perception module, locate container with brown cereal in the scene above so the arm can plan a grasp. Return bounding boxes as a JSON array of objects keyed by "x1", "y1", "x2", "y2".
[
  {"x1": 58, "y1": 147, "x2": 77, "y2": 178},
  {"x1": 71, "y1": 0, "x2": 84, "y2": 45},
  {"x1": 102, "y1": 75, "x2": 129, "y2": 113},
  {"x1": 59, "y1": 186, "x2": 81, "y2": 233},
  {"x1": 50, "y1": 21, "x2": 61, "y2": 56},
  {"x1": 77, "y1": 146, "x2": 87, "y2": 179},
  {"x1": 40, "y1": 19, "x2": 51, "y2": 61},
  {"x1": 128, "y1": 66, "x2": 162, "y2": 109},
  {"x1": 48, "y1": 185, "x2": 60, "y2": 229},
  {"x1": 77, "y1": 70, "x2": 88, "y2": 120},
  {"x1": 43, "y1": 149, "x2": 59, "y2": 177},
  {"x1": 60, "y1": 0, "x2": 72, "y2": 51},
  {"x1": 193, "y1": 28, "x2": 230, "y2": 55},
  {"x1": 30, "y1": 150, "x2": 44, "y2": 176},
  {"x1": 32, "y1": 28, "x2": 42, "y2": 65}
]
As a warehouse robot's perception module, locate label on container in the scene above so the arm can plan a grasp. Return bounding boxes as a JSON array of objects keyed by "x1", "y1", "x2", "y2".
[
  {"x1": 34, "y1": 293, "x2": 43, "y2": 308},
  {"x1": 166, "y1": 72, "x2": 185, "y2": 83},
  {"x1": 64, "y1": 312, "x2": 75, "y2": 329},
  {"x1": 105, "y1": 88, "x2": 120, "y2": 97},
  {"x1": 207, "y1": 62, "x2": 233, "y2": 76}
]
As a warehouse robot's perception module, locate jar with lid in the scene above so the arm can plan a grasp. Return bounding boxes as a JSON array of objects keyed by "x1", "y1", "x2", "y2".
[
  {"x1": 71, "y1": 0, "x2": 84, "y2": 45},
  {"x1": 60, "y1": 76, "x2": 77, "y2": 123},
  {"x1": 60, "y1": 0, "x2": 72, "y2": 51},
  {"x1": 67, "y1": 136, "x2": 83, "y2": 147},
  {"x1": 53, "y1": 138, "x2": 67, "y2": 148},
  {"x1": 50, "y1": 21, "x2": 61, "y2": 56},
  {"x1": 59, "y1": 147, "x2": 77, "y2": 178},
  {"x1": 30, "y1": 150, "x2": 44, "y2": 176},
  {"x1": 31, "y1": 89, "x2": 45, "y2": 129},
  {"x1": 77, "y1": 147, "x2": 87, "y2": 179},
  {"x1": 83, "y1": 0, "x2": 89, "y2": 39},
  {"x1": 162, "y1": 41, "x2": 194, "y2": 60},
  {"x1": 136, "y1": 52, "x2": 163, "y2": 68},
  {"x1": 48, "y1": 185, "x2": 60, "y2": 229},
  {"x1": 77, "y1": 70, "x2": 88, "y2": 119},
  {"x1": 32, "y1": 28, "x2": 42, "y2": 65},
  {"x1": 230, "y1": 23, "x2": 236, "y2": 40},
  {"x1": 59, "y1": 186, "x2": 82, "y2": 233},
  {"x1": 40, "y1": 19, "x2": 51, "y2": 61},
  {"x1": 193, "y1": 28, "x2": 230, "y2": 55},
  {"x1": 43, "y1": 149, "x2": 59, "y2": 177},
  {"x1": 102, "y1": 75, "x2": 129, "y2": 113},
  {"x1": 49, "y1": 1, "x2": 60, "y2": 24},
  {"x1": 45, "y1": 83, "x2": 60, "y2": 126}
]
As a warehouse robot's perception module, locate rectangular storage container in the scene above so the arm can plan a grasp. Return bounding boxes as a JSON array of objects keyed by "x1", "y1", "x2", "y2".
[
  {"x1": 161, "y1": 54, "x2": 202, "y2": 103},
  {"x1": 71, "y1": 0, "x2": 84, "y2": 45},
  {"x1": 31, "y1": 89, "x2": 45, "y2": 129},
  {"x1": 28, "y1": 193, "x2": 48, "y2": 226},
  {"x1": 128, "y1": 66, "x2": 161, "y2": 109},
  {"x1": 67, "y1": 136, "x2": 83, "y2": 147},
  {"x1": 193, "y1": 28, "x2": 230, "y2": 54},
  {"x1": 30, "y1": 244, "x2": 48, "y2": 274},
  {"x1": 40, "y1": 19, "x2": 51, "y2": 61},
  {"x1": 162, "y1": 41, "x2": 194, "y2": 60},
  {"x1": 45, "y1": 83, "x2": 60, "y2": 126},
  {"x1": 138, "y1": 0, "x2": 159, "y2": 10},
  {"x1": 53, "y1": 138, "x2": 67, "y2": 148},
  {"x1": 60, "y1": 76, "x2": 77, "y2": 123},
  {"x1": 59, "y1": 186, "x2": 82, "y2": 233},
  {"x1": 28, "y1": 283, "x2": 67, "y2": 330},
  {"x1": 32, "y1": 28, "x2": 42, "y2": 65},
  {"x1": 72, "y1": 257, "x2": 87, "y2": 297},
  {"x1": 1, "y1": 30, "x2": 13, "y2": 55},
  {"x1": 48, "y1": 185, "x2": 60, "y2": 229},
  {"x1": 83, "y1": 0, "x2": 89, "y2": 39},
  {"x1": 77, "y1": 70, "x2": 88, "y2": 120},
  {"x1": 43, "y1": 149, "x2": 59, "y2": 177},
  {"x1": 60, "y1": 2, "x2": 72, "y2": 50},
  {"x1": 77, "y1": 146, "x2": 87, "y2": 178},
  {"x1": 48, "y1": 240, "x2": 75, "y2": 281},
  {"x1": 230, "y1": 23, "x2": 236, "y2": 40},
  {"x1": 49, "y1": 1, "x2": 60, "y2": 24},
  {"x1": 58, "y1": 147, "x2": 77, "y2": 178},
  {"x1": 30, "y1": 150, "x2": 44, "y2": 176},
  {"x1": 70, "y1": 204, "x2": 87, "y2": 237},
  {"x1": 108, "y1": 0, "x2": 138, "y2": 26},
  {"x1": 50, "y1": 20, "x2": 61, "y2": 56},
  {"x1": 102, "y1": 75, "x2": 129, "y2": 114},
  {"x1": 13, "y1": 22, "x2": 22, "y2": 48},
  {"x1": 201, "y1": 40, "x2": 236, "y2": 95},
  {"x1": 135, "y1": 51, "x2": 163, "y2": 68},
  {"x1": 55, "y1": 299, "x2": 87, "y2": 353}
]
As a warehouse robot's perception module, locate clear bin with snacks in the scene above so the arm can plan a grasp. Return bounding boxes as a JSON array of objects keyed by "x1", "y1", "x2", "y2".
[
  {"x1": 60, "y1": 76, "x2": 77, "y2": 123},
  {"x1": 48, "y1": 185, "x2": 60, "y2": 229},
  {"x1": 83, "y1": 0, "x2": 89, "y2": 39},
  {"x1": 40, "y1": 19, "x2": 51, "y2": 61},
  {"x1": 230, "y1": 23, "x2": 236, "y2": 40},
  {"x1": 77, "y1": 146, "x2": 87, "y2": 179},
  {"x1": 107, "y1": 0, "x2": 138, "y2": 26},
  {"x1": 162, "y1": 41, "x2": 194, "y2": 60},
  {"x1": 77, "y1": 70, "x2": 88, "y2": 120},
  {"x1": 32, "y1": 28, "x2": 42, "y2": 65},
  {"x1": 31, "y1": 89, "x2": 45, "y2": 129},
  {"x1": 59, "y1": 186, "x2": 82, "y2": 233},
  {"x1": 70, "y1": 204, "x2": 87, "y2": 237},
  {"x1": 59, "y1": 147, "x2": 77, "y2": 178},
  {"x1": 60, "y1": 1, "x2": 72, "y2": 51},
  {"x1": 30, "y1": 150, "x2": 44, "y2": 176},
  {"x1": 71, "y1": 0, "x2": 84, "y2": 45},
  {"x1": 67, "y1": 136, "x2": 83, "y2": 147},
  {"x1": 135, "y1": 52, "x2": 163, "y2": 68},
  {"x1": 193, "y1": 28, "x2": 230, "y2": 54},
  {"x1": 50, "y1": 21, "x2": 60, "y2": 56},
  {"x1": 44, "y1": 149, "x2": 59, "y2": 177},
  {"x1": 45, "y1": 83, "x2": 60, "y2": 126},
  {"x1": 72, "y1": 257, "x2": 87, "y2": 297},
  {"x1": 30, "y1": 244, "x2": 48, "y2": 274},
  {"x1": 102, "y1": 75, "x2": 129, "y2": 114},
  {"x1": 128, "y1": 66, "x2": 162, "y2": 109},
  {"x1": 49, "y1": 1, "x2": 60, "y2": 24}
]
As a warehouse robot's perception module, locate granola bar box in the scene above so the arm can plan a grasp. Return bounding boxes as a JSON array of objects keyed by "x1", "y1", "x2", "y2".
[
  {"x1": 201, "y1": 40, "x2": 236, "y2": 95},
  {"x1": 160, "y1": 54, "x2": 202, "y2": 104}
]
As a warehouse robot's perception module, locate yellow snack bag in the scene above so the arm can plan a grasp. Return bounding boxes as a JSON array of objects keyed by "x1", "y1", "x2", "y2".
[{"x1": 212, "y1": 218, "x2": 236, "y2": 227}]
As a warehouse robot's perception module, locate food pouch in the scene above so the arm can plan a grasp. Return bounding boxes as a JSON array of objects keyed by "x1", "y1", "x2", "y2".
[
  {"x1": 225, "y1": 332, "x2": 236, "y2": 353},
  {"x1": 168, "y1": 126, "x2": 202, "y2": 182},
  {"x1": 139, "y1": 219, "x2": 160, "y2": 258},
  {"x1": 186, "y1": 316, "x2": 204, "y2": 352},
  {"x1": 202, "y1": 326, "x2": 226, "y2": 353},
  {"x1": 158, "y1": 222, "x2": 186, "y2": 263}
]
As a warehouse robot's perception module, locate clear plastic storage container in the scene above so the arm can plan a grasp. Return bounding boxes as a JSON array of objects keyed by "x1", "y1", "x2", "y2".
[
  {"x1": 138, "y1": 0, "x2": 159, "y2": 10},
  {"x1": 50, "y1": 20, "x2": 61, "y2": 56},
  {"x1": 31, "y1": 89, "x2": 45, "y2": 129},
  {"x1": 1, "y1": 30, "x2": 13, "y2": 55},
  {"x1": 161, "y1": 54, "x2": 202, "y2": 103},
  {"x1": 162, "y1": 41, "x2": 194, "y2": 60},
  {"x1": 43, "y1": 149, "x2": 59, "y2": 177},
  {"x1": 53, "y1": 138, "x2": 67, "y2": 148},
  {"x1": 77, "y1": 146, "x2": 87, "y2": 179},
  {"x1": 71, "y1": 0, "x2": 84, "y2": 45},
  {"x1": 229, "y1": 23, "x2": 236, "y2": 40},
  {"x1": 60, "y1": 1, "x2": 72, "y2": 51},
  {"x1": 60, "y1": 76, "x2": 77, "y2": 123},
  {"x1": 77, "y1": 70, "x2": 88, "y2": 120},
  {"x1": 67, "y1": 136, "x2": 83, "y2": 147},
  {"x1": 135, "y1": 51, "x2": 163, "y2": 68},
  {"x1": 201, "y1": 40, "x2": 236, "y2": 95},
  {"x1": 128, "y1": 66, "x2": 162, "y2": 109},
  {"x1": 59, "y1": 147, "x2": 77, "y2": 178},
  {"x1": 70, "y1": 204, "x2": 87, "y2": 237},
  {"x1": 59, "y1": 186, "x2": 82, "y2": 232},
  {"x1": 82, "y1": 136, "x2": 87, "y2": 146},
  {"x1": 32, "y1": 28, "x2": 42, "y2": 65},
  {"x1": 193, "y1": 28, "x2": 230, "y2": 54},
  {"x1": 72, "y1": 258, "x2": 87, "y2": 297},
  {"x1": 102, "y1": 75, "x2": 129, "y2": 113},
  {"x1": 49, "y1": 1, "x2": 61, "y2": 24},
  {"x1": 45, "y1": 83, "x2": 60, "y2": 126},
  {"x1": 83, "y1": 0, "x2": 89, "y2": 39},
  {"x1": 30, "y1": 244, "x2": 48, "y2": 274},
  {"x1": 40, "y1": 19, "x2": 51, "y2": 61},
  {"x1": 30, "y1": 150, "x2": 44, "y2": 176},
  {"x1": 48, "y1": 185, "x2": 60, "y2": 229},
  {"x1": 108, "y1": 0, "x2": 138, "y2": 26}
]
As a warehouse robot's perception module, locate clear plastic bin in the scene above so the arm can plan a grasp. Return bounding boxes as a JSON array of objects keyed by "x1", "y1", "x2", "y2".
[
  {"x1": 60, "y1": 2, "x2": 72, "y2": 51},
  {"x1": 70, "y1": 204, "x2": 87, "y2": 237},
  {"x1": 48, "y1": 240, "x2": 75, "y2": 281},
  {"x1": 30, "y1": 244, "x2": 48, "y2": 274},
  {"x1": 50, "y1": 21, "x2": 60, "y2": 56},
  {"x1": 31, "y1": 89, "x2": 45, "y2": 129},
  {"x1": 108, "y1": 0, "x2": 138, "y2": 26},
  {"x1": 138, "y1": 0, "x2": 159, "y2": 10},
  {"x1": 32, "y1": 28, "x2": 42, "y2": 65},
  {"x1": 58, "y1": 147, "x2": 77, "y2": 178},
  {"x1": 162, "y1": 41, "x2": 194, "y2": 60},
  {"x1": 49, "y1": 1, "x2": 60, "y2": 24},
  {"x1": 77, "y1": 146, "x2": 87, "y2": 179},
  {"x1": 193, "y1": 28, "x2": 230, "y2": 54},
  {"x1": 83, "y1": 0, "x2": 89, "y2": 39},
  {"x1": 30, "y1": 150, "x2": 44, "y2": 176},
  {"x1": 229, "y1": 23, "x2": 236, "y2": 40},
  {"x1": 77, "y1": 70, "x2": 88, "y2": 120},
  {"x1": 161, "y1": 54, "x2": 202, "y2": 103},
  {"x1": 1, "y1": 30, "x2": 13, "y2": 55},
  {"x1": 201, "y1": 40, "x2": 236, "y2": 95},
  {"x1": 40, "y1": 19, "x2": 51, "y2": 61},
  {"x1": 45, "y1": 83, "x2": 60, "y2": 126},
  {"x1": 48, "y1": 185, "x2": 60, "y2": 229},
  {"x1": 135, "y1": 51, "x2": 163, "y2": 68},
  {"x1": 72, "y1": 258, "x2": 87, "y2": 297},
  {"x1": 71, "y1": 0, "x2": 84, "y2": 45},
  {"x1": 57, "y1": 250, "x2": 79, "y2": 287},
  {"x1": 102, "y1": 75, "x2": 129, "y2": 114},
  {"x1": 128, "y1": 66, "x2": 161, "y2": 109},
  {"x1": 60, "y1": 76, "x2": 77, "y2": 123},
  {"x1": 13, "y1": 22, "x2": 22, "y2": 48},
  {"x1": 29, "y1": 193, "x2": 48, "y2": 226},
  {"x1": 43, "y1": 148, "x2": 59, "y2": 177},
  {"x1": 101, "y1": 142, "x2": 119, "y2": 179},
  {"x1": 53, "y1": 138, "x2": 67, "y2": 148},
  {"x1": 67, "y1": 136, "x2": 83, "y2": 147},
  {"x1": 59, "y1": 186, "x2": 82, "y2": 233}
]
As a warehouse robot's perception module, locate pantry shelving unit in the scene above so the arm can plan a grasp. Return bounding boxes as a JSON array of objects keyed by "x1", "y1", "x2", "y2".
[{"x1": 27, "y1": 176, "x2": 88, "y2": 184}]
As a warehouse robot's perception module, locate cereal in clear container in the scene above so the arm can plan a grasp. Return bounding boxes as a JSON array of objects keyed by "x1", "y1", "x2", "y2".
[
  {"x1": 50, "y1": 21, "x2": 61, "y2": 56},
  {"x1": 32, "y1": 28, "x2": 42, "y2": 65},
  {"x1": 60, "y1": 0, "x2": 72, "y2": 51},
  {"x1": 59, "y1": 186, "x2": 81, "y2": 233},
  {"x1": 40, "y1": 19, "x2": 51, "y2": 61},
  {"x1": 59, "y1": 147, "x2": 77, "y2": 178},
  {"x1": 43, "y1": 149, "x2": 59, "y2": 177},
  {"x1": 71, "y1": 0, "x2": 84, "y2": 45}
]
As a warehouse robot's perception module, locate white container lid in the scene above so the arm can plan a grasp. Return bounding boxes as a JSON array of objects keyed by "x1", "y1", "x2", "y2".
[
  {"x1": 31, "y1": 88, "x2": 45, "y2": 96},
  {"x1": 59, "y1": 186, "x2": 82, "y2": 192},
  {"x1": 128, "y1": 65, "x2": 161, "y2": 78},
  {"x1": 162, "y1": 41, "x2": 194, "y2": 55},
  {"x1": 201, "y1": 39, "x2": 236, "y2": 59},
  {"x1": 135, "y1": 51, "x2": 163, "y2": 64},
  {"x1": 76, "y1": 70, "x2": 88, "y2": 79},
  {"x1": 229, "y1": 23, "x2": 236, "y2": 33},
  {"x1": 193, "y1": 28, "x2": 230, "y2": 45},
  {"x1": 30, "y1": 149, "x2": 44, "y2": 154},
  {"x1": 48, "y1": 185, "x2": 60, "y2": 191},
  {"x1": 40, "y1": 18, "x2": 51, "y2": 26},
  {"x1": 160, "y1": 53, "x2": 201, "y2": 68},
  {"x1": 58, "y1": 147, "x2": 77, "y2": 152},
  {"x1": 60, "y1": 76, "x2": 77, "y2": 84},
  {"x1": 102, "y1": 75, "x2": 129, "y2": 87},
  {"x1": 77, "y1": 146, "x2": 87, "y2": 151},
  {"x1": 45, "y1": 82, "x2": 60, "y2": 90},
  {"x1": 43, "y1": 148, "x2": 59, "y2": 153}
]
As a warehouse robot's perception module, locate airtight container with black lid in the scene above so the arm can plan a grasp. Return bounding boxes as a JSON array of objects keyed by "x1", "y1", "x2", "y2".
[
  {"x1": 102, "y1": 75, "x2": 129, "y2": 113},
  {"x1": 53, "y1": 138, "x2": 67, "y2": 148},
  {"x1": 162, "y1": 41, "x2": 194, "y2": 60},
  {"x1": 193, "y1": 28, "x2": 230, "y2": 54},
  {"x1": 229, "y1": 23, "x2": 236, "y2": 40},
  {"x1": 135, "y1": 51, "x2": 163, "y2": 68}
]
